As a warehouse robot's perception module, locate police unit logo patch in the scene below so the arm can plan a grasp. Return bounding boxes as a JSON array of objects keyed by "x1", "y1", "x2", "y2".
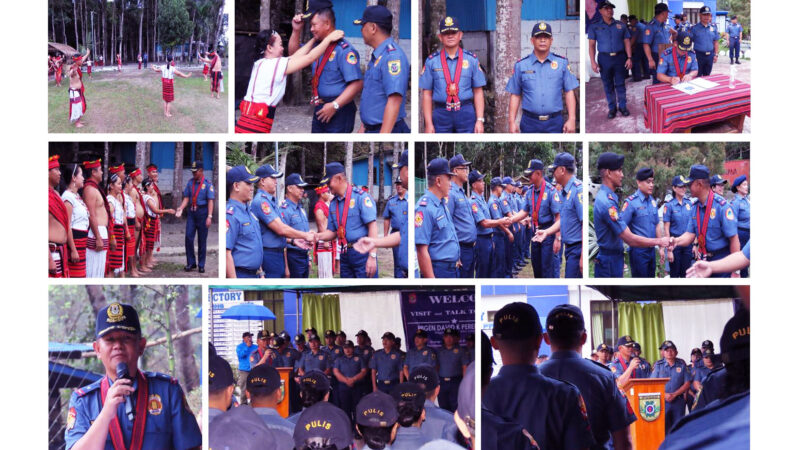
[
  {"x1": 319, "y1": 355, "x2": 324, "y2": 361},
  {"x1": 415, "y1": 211, "x2": 424, "y2": 227},
  {"x1": 107, "y1": 303, "x2": 125, "y2": 322},
  {"x1": 328, "y1": 51, "x2": 336, "y2": 62},
  {"x1": 346, "y1": 52, "x2": 357, "y2": 65},
  {"x1": 710, "y1": 208, "x2": 716, "y2": 219},
  {"x1": 539, "y1": 23, "x2": 547, "y2": 31},
  {"x1": 726, "y1": 208, "x2": 734, "y2": 220},
  {"x1": 349, "y1": 199, "x2": 356, "y2": 209},
  {"x1": 676, "y1": 367, "x2": 682, "y2": 373},
  {"x1": 609, "y1": 206, "x2": 619, "y2": 221},
  {"x1": 639, "y1": 393, "x2": 662, "y2": 422},
  {"x1": 462, "y1": 59, "x2": 469, "y2": 69},
  {"x1": 364, "y1": 197, "x2": 373, "y2": 208},
  {"x1": 391, "y1": 353, "x2": 397, "y2": 359},
  {"x1": 622, "y1": 201, "x2": 629, "y2": 212},
  {"x1": 445, "y1": 17, "x2": 454, "y2": 27},
  {"x1": 551, "y1": 61, "x2": 558, "y2": 70},
  {"x1": 492, "y1": 203, "x2": 498, "y2": 210},
  {"x1": 471, "y1": 203, "x2": 478, "y2": 213},
  {"x1": 148, "y1": 394, "x2": 163, "y2": 415},
  {"x1": 617, "y1": 24, "x2": 622, "y2": 29},
  {"x1": 683, "y1": 36, "x2": 691, "y2": 45},
  {"x1": 67, "y1": 407, "x2": 77, "y2": 430},
  {"x1": 388, "y1": 60, "x2": 402, "y2": 75},
  {"x1": 645, "y1": 29, "x2": 651, "y2": 35},
  {"x1": 423, "y1": 350, "x2": 428, "y2": 356},
  {"x1": 262, "y1": 202, "x2": 271, "y2": 215},
  {"x1": 687, "y1": 56, "x2": 692, "y2": 63}
]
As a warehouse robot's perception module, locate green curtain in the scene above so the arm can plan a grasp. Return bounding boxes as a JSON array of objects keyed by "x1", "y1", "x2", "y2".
[
  {"x1": 302, "y1": 294, "x2": 341, "y2": 334},
  {"x1": 591, "y1": 312, "x2": 605, "y2": 349},
  {"x1": 628, "y1": 0, "x2": 658, "y2": 22},
  {"x1": 617, "y1": 302, "x2": 665, "y2": 364}
]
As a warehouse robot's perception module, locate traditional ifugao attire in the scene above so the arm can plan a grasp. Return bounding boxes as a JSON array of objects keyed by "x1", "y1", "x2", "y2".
[
  {"x1": 208, "y1": 52, "x2": 223, "y2": 93},
  {"x1": 83, "y1": 160, "x2": 110, "y2": 278},
  {"x1": 68, "y1": 56, "x2": 87, "y2": 123},
  {"x1": 161, "y1": 64, "x2": 175, "y2": 102},
  {"x1": 106, "y1": 193, "x2": 125, "y2": 274},
  {"x1": 124, "y1": 191, "x2": 137, "y2": 264},
  {"x1": 148, "y1": 165, "x2": 164, "y2": 252},
  {"x1": 143, "y1": 193, "x2": 158, "y2": 252},
  {"x1": 313, "y1": 189, "x2": 334, "y2": 278},
  {"x1": 202, "y1": 60, "x2": 209, "y2": 77},
  {"x1": 49, "y1": 187, "x2": 70, "y2": 279},
  {"x1": 235, "y1": 56, "x2": 289, "y2": 133},
  {"x1": 53, "y1": 57, "x2": 63, "y2": 84},
  {"x1": 138, "y1": 55, "x2": 142, "y2": 70},
  {"x1": 62, "y1": 189, "x2": 89, "y2": 278},
  {"x1": 86, "y1": 59, "x2": 92, "y2": 75},
  {"x1": 117, "y1": 54, "x2": 122, "y2": 71}
]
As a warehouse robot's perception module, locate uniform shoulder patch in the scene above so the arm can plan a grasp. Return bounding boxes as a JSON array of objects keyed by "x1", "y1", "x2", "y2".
[
  {"x1": 418, "y1": 196, "x2": 428, "y2": 207},
  {"x1": 464, "y1": 50, "x2": 477, "y2": 58},
  {"x1": 551, "y1": 53, "x2": 567, "y2": 63},
  {"x1": 428, "y1": 51, "x2": 439, "y2": 59},
  {"x1": 226, "y1": 207, "x2": 234, "y2": 215},
  {"x1": 75, "y1": 381, "x2": 101, "y2": 397},
  {"x1": 339, "y1": 40, "x2": 350, "y2": 49},
  {"x1": 626, "y1": 194, "x2": 636, "y2": 201}
]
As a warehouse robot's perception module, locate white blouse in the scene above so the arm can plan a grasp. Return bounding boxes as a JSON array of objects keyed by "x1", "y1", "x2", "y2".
[
  {"x1": 124, "y1": 193, "x2": 136, "y2": 219},
  {"x1": 161, "y1": 65, "x2": 174, "y2": 79},
  {"x1": 244, "y1": 57, "x2": 289, "y2": 106},
  {"x1": 107, "y1": 195, "x2": 125, "y2": 225},
  {"x1": 61, "y1": 190, "x2": 89, "y2": 231},
  {"x1": 143, "y1": 194, "x2": 157, "y2": 218}
]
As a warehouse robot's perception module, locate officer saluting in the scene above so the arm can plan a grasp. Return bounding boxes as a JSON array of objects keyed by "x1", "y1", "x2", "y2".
[
  {"x1": 288, "y1": 0, "x2": 364, "y2": 133},
  {"x1": 354, "y1": 5, "x2": 410, "y2": 133},
  {"x1": 225, "y1": 166, "x2": 262, "y2": 278},
  {"x1": 420, "y1": 16, "x2": 486, "y2": 133},
  {"x1": 280, "y1": 173, "x2": 312, "y2": 278},
  {"x1": 657, "y1": 31, "x2": 699, "y2": 84},
  {"x1": 690, "y1": 6, "x2": 719, "y2": 76},
  {"x1": 175, "y1": 161, "x2": 215, "y2": 273},
  {"x1": 621, "y1": 167, "x2": 664, "y2": 278},
  {"x1": 643, "y1": 3, "x2": 677, "y2": 84},
  {"x1": 415, "y1": 158, "x2": 460, "y2": 278},
  {"x1": 506, "y1": 22, "x2": 578, "y2": 133},
  {"x1": 316, "y1": 162, "x2": 379, "y2": 277},
  {"x1": 588, "y1": 2, "x2": 633, "y2": 119},
  {"x1": 447, "y1": 154, "x2": 478, "y2": 278},
  {"x1": 65, "y1": 303, "x2": 202, "y2": 449}
]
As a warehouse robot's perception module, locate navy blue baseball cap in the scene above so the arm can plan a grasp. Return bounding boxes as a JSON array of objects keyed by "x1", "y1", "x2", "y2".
[
  {"x1": 597, "y1": 152, "x2": 624, "y2": 171},
  {"x1": 596, "y1": 343, "x2": 612, "y2": 353},
  {"x1": 353, "y1": 5, "x2": 393, "y2": 27},
  {"x1": 677, "y1": 31, "x2": 693, "y2": 51},
  {"x1": 439, "y1": 16, "x2": 461, "y2": 33},
  {"x1": 688, "y1": 164, "x2": 710, "y2": 182},
  {"x1": 672, "y1": 175, "x2": 689, "y2": 187},
  {"x1": 632, "y1": 342, "x2": 642, "y2": 352},
  {"x1": 96, "y1": 302, "x2": 141, "y2": 338},
  {"x1": 228, "y1": 165, "x2": 260, "y2": 183},
  {"x1": 493, "y1": 302, "x2": 542, "y2": 340},
  {"x1": 456, "y1": 363, "x2": 476, "y2": 435},
  {"x1": 702, "y1": 348, "x2": 715, "y2": 358},
  {"x1": 531, "y1": 22, "x2": 553, "y2": 37},
  {"x1": 449, "y1": 153, "x2": 472, "y2": 169},
  {"x1": 414, "y1": 329, "x2": 429, "y2": 338},
  {"x1": 524, "y1": 159, "x2": 545, "y2": 175},
  {"x1": 545, "y1": 304, "x2": 585, "y2": 338},
  {"x1": 552, "y1": 152, "x2": 576, "y2": 169},
  {"x1": 599, "y1": 1, "x2": 616, "y2": 9},
  {"x1": 616, "y1": 335, "x2": 635, "y2": 348},
  {"x1": 710, "y1": 174, "x2": 728, "y2": 186},
  {"x1": 490, "y1": 177, "x2": 503, "y2": 188},
  {"x1": 501, "y1": 176, "x2": 513, "y2": 186},
  {"x1": 255, "y1": 164, "x2": 283, "y2": 179},
  {"x1": 661, "y1": 340, "x2": 677, "y2": 351},
  {"x1": 285, "y1": 173, "x2": 308, "y2": 187},
  {"x1": 636, "y1": 167, "x2": 654, "y2": 181},
  {"x1": 320, "y1": 162, "x2": 345, "y2": 184},
  {"x1": 732, "y1": 175, "x2": 747, "y2": 192},
  {"x1": 655, "y1": 3, "x2": 670, "y2": 14},
  {"x1": 210, "y1": 405, "x2": 286, "y2": 450},
  {"x1": 247, "y1": 364, "x2": 282, "y2": 394},
  {"x1": 381, "y1": 331, "x2": 396, "y2": 341},
  {"x1": 302, "y1": 0, "x2": 333, "y2": 19},
  {"x1": 300, "y1": 369, "x2": 331, "y2": 393},
  {"x1": 468, "y1": 169, "x2": 486, "y2": 184},
  {"x1": 409, "y1": 365, "x2": 439, "y2": 390},
  {"x1": 391, "y1": 382, "x2": 426, "y2": 410},
  {"x1": 392, "y1": 150, "x2": 408, "y2": 169},
  {"x1": 699, "y1": 5, "x2": 712, "y2": 15},
  {"x1": 427, "y1": 158, "x2": 454, "y2": 177},
  {"x1": 356, "y1": 391, "x2": 398, "y2": 427},
  {"x1": 691, "y1": 347, "x2": 702, "y2": 357},
  {"x1": 209, "y1": 354, "x2": 234, "y2": 392},
  {"x1": 720, "y1": 308, "x2": 749, "y2": 364},
  {"x1": 293, "y1": 402, "x2": 353, "y2": 449}
]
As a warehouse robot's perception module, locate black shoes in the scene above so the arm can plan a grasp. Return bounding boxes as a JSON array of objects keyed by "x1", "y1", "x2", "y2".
[
  {"x1": 608, "y1": 108, "x2": 617, "y2": 119},
  {"x1": 620, "y1": 108, "x2": 630, "y2": 117},
  {"x1": 184, "y1": 264, "x2": 197, "y2": 271},
  {"x1": 199, "y1": 267, "x2": 205, "y2": 273}
]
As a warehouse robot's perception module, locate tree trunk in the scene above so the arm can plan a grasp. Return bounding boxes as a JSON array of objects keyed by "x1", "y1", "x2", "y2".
[
  {"x1": 345, "y1": 142, "x2": 353, "y2": 180},
  {"x1": 290, "y1": 0, "x2": 304, "y2": 105},
  {"x1": 119, "y1": 0, "x2": 125, "y2": 60},
  {"x1": 173, "y1": 286, "x2": 200, "y2": 390},
  {"x1": 85, "y1": 285, "x2": 107, "y2": 316},
  {"x1": 189, "y1": 7, "x2": 196, "y2": 61},
  {"x1": 174, "y1": 142, "x2": 184, "y2": 209},
  {"x1": 494, "y1": 0, "x2": 521, "y2": 133},
  {"x1": 277, "y1": 147, "x2": 288, "y2": 203},
  {"x1": 430, "y1": 0, "x2": 447, "y2": 43},
  {"x1": 154, "y1": 0, "x2": 158, "y2": 60},
  {"x1": 61, "y1": 10, "x2": 68, "y2": 46},
  {"x1": 423, "y1": 142, "x2": 428, "y2": 174},
  {"x1": 51, "y1": 8, "x2": 56, "y2": 42},
  {"x1": 387, "y1": 0, "x2": 400, "y2": 43},
  {"x1": 135, "y1": 141, "x2": 147, "y2": 171},
  {"x1": 260, "y1": 0, "x2": 270, "y2": 32},
  {"x1": 139, "y1": 1, "x2": 144, "y2": 58},
  {"x1": 323, "y1": 142, "x2": 327, "y2": 165},
  {"x1": 104, "y1": 143, "x2": 110, "y2": 177},
  {"x1": 377, "y1": 145, "x2": 385, "y2": 216},
  {"x1": 300, "y1": 148, "x2": 306, "y2": 179},
  {"x1": 73, "y1": 0, "x2": 80, "y2": 49},
  {"x1": 368, "y1": 143, "x2": 374, "y2": 197},
  {"x1": 99, "y1": 0, "x2": 106, "y2": 63},
  {"x1": 250, "y1": 142, "x2": 258, "y2": 159},
  {"x1": 162, "y1": 288, "x2": 176, "y2": 377}
]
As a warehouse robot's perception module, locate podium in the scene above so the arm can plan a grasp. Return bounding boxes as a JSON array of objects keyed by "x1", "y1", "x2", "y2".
[
  {"x1": 623, "y1": 378, "x2": 669, "y2": 450},
  {"x1": 276, "y1": 367, "x2": 292, "y2": 418}
]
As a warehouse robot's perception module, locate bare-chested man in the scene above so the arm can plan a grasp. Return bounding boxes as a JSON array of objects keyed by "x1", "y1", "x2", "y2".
[
  {"x1": 49, "y1": 155, "x2": 69, "y2": 277},
  {"x1": 82, "y1": 159, "x2": 113, "y2": 278},
  {"x1": 68, "y1": 49, "x2": 91, "y2": 128},
  {"x1": 198, "y1": 51, "x2": 223, "y2": 98}
]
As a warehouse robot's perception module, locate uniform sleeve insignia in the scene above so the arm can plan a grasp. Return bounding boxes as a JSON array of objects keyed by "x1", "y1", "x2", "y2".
[
  {"x1": 622, "y1": 201, "x2": 629, "y2": 211},
  {"x1": 710, "y1": 208, "x2": 716, "y2": 219},
  {"x1": 725, "y1": 208, "x2": 734, "y2": 220},
  {"x1": 225, "y1": 219, "x2": 230, "y2": 231},
  {"x1": 550, "y1": 61, "x2": 558, "y2": 70},
  {"x1": 148, "y1": 394, "x2": 163, "y2": 415},
  {"x1": 492, "y1": 203, "x2": 498, "y2": 210},
  {"x1": 226, "y1": 207, "x2": 234, "y2": 215},
  {"x1": 201, "y1": 184, "x2": 206, "y2": 189},
  {"x1": 578, "y1": 394, "x2": 589, "y2": 421},
  {"x1": 349, "y1": 198, "x2": 356, "y2": 209},
  {"x1": 66, "y1": 407, "x2": 77, "y2": 430},
  {"x1": 645, "y1": 29, "x2": 651, "y2": 35},
  {"x1": 471, "y1": 203, "x2": 478, "y2": 213},
  {"x1": 388, "y1": 59, "x2": 402, "y2": 76},
  {"x1": 609, "y1": 206, "x2": 619, "y2": 221},
  {"x1": 686, "y1": 203, "x2": 691, "y2": 210},
  {"x1": 610, "y1": 365, "x2": 617, "y2": 372},
  {"x1": 365, "y1": 197, "x2": 373, "y2": 208},
  {"x1": 659, "y1": 58, "x2": 664, "y2": 65},
  {"x1": 261, "y1": 203, "x2": 271, "y2": 215},
  {"x1": 210, "y1": 186, "x2": 214, "y2": 192},
  {"x1": 415, "y1": 211, "x2": 424, "y2": 227},
  {"x1": 676, "y1": 367, "x2": 682, "y2": 373},
  {"x1": 346, "y1": 51, "x2": 357, "y2": 65},
  {"x1": 608, "y1": 194, "x2": 615, "y2": 201},
  {"x1": 578, "y1": 192, "x2": 583, "y2": 203},
  {"x1": 462, "y1": 59, "x2": 469, "y2": 69}
]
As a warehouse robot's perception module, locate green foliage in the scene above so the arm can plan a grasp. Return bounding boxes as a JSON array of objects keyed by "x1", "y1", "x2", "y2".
[
  {"x1": 717, "y1": 0, "x2": 751, "y2": 37},
  {"x1": 158, "y1": 0, "x2": 193, "y2": 49}
]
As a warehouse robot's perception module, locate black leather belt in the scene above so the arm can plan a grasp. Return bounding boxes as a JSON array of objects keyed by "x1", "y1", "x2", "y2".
[
  {"x1": 434, "y1": 99, "x2": 474, "y2": 109},
  {"x1": 599, "y1": 52, "x2": 625, "y2": 56},
  {"x1": 235, "y1": 267, "x2": 259, "y2": 276},
  {"x1": 522, "y1": 110, "x2": 561, "y2": 121},
  {"x1": 459, "y1": 241, "x2": 476, "y2": 248}
]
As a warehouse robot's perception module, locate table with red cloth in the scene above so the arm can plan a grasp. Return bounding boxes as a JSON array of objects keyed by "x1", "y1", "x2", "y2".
[{"x1": 644, "y1": 74, "x2": 751, "y2": 133}]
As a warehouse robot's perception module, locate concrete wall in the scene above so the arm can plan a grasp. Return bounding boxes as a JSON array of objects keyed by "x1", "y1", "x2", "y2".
[{"x1": 522, "y1": 20, "x2": 581, "y2": 79}]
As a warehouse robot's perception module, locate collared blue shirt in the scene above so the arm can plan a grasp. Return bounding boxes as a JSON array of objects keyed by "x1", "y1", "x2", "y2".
[
  {"x1": 283, "y1": 347, "x2": 303, "y2": 371},
  {"x1": 360, "y1": 37, "x2": 409, "y2": 126},
  {"x1": 631, "y1": 22, "x2": 647, "y2": 43},
  {"x1": 369, "y1": 348, "x2": 403, "y2": 381},
  {"x1": 651, "y1": 358, "x2": 691, "y2": 394},
  {"x1": 65, "y1": 372, "x2": 202, "y2": 450},
  {"x1": 447, "y1": 181, "x2": 477, "y2": 243},
  {"x1": 523, "y1": 181, "x2": 558, "y2": 225},
  {"x1": 657, "y1": 47, "x2": 699, "y2": 76},
  {"x1": 420, "y1": 49, "x2": 486, "y2": 103},
  {"x1": 310, "y1": 38, "x2": 363, "y2": 99},
  {"x1": 299, "y1": 350, "x2": 330, "y2": 373},
  {"x1": 498, "y1": 192, "x2": 513, "y2": 216},
  {"x1": 404, "y1": 346, "x2": 438, "y2": 373},
  {"x1": 422, "y1": 399, "x2": 459, "y2": 442},
  {"x1": 253, "y1": 406, "x2": 295, "y2": 437},
  {"x1": 357, "y1": 345, "x2": 375, "y2": 364},
  {"x1": 279, "y1": 198, "x2": 309, "y2": 251},
  {"x1": 608, "y1": 355, "x2": 651, "y2": 379},
  {"x1": 686, "y1": 193, "x2": 738, "y2": 252},
  {"x1": 333, "y1": 353, "x2": 367, "y2": 377},
  {"x1": 730, "y1": 194, "x2": 750, "y2": 229},
  {"x1": 488, "y1": 194, "x2": 505, "y2": 233},
  {"x1": 392, "y1": 426, "x2": 429, "y2": 450},
  {"x1": 484, "y1": 364, "x2": 594, "y2": 450},
  {"x1": 726, "y1": 23, "x2": 743, "y2": 39},
  {"x1": 236, "y1": 341, "x2": 256, "y2": 371},
  {"x1": 690, "y1": 22, "x2": 720, "y2": 52},
  {"x1": 415, "y1": 190, "x2": 460, "y2": 263},
  {"x1": 469, "y1": 193, "x2": 493, "y2": 236},
  {"x1": 692, "y1": 363, "x2": 714, "y2": 385},
  {"x1": 250, "y1": 189, "x2": 286, "y2": 249},
  {"x1": 437, "y1": 345, "x2": 467, "y2": 378},
  {"x1": 644, "y1": 18, "x2": 672, "y2": 48},
  {"x1": 663, "y1": 196, "x2": 693, "y2": 236},
  {"x1": 267, "y1": 347, "x2": 293, "y2": 368},
  {"x1": 322, "y1": 344, "x2": 344, "y2": 362},
  {"x1": 588, "y1": 19, "x2": 631, "y2": 52},
  {"x1": 505, "y1": 51, "x2": 579, "y2": 114},
  {"x1": 558, "y1": 175, "x2": 583, "y2": 244},
  {"x1": 226, "y1": 199, "x2": 263, "y2": 270},
  {"x1": 540, "y1": 351, "x2": 637, "y2": 449},
  {"x1": 383, "y1": 194, "x2": 408, "y2": 231},
  {"x1": 661, "y1": 391, "x2": 749, "y2": 450},
  {"x1": 621, "y1": 189, "x2": 659, "y2": 238},
  {"x1": 594, "y1": 184, "x2": 627, "y2": 252},
  {"x1": 327, "y1": 186, "x2": 377, "y2": 242},
  {"x1": 182, "y1": 177, "x2": 215, "y2": 206}
]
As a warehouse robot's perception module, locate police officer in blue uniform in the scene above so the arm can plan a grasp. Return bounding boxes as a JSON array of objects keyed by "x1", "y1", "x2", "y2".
[
  {"x1": 321, "y1": 330, "x2": 343, "y2": 406},
  {"x1": 673, "y1": 14, "x2": 689, "y2": 33},
  {"x1": 437, "y1": 328, "x2": 467, "y2": 412},
  {"x1": 408, "y1": 365, "x2": 459, "y2": 443},
  {"x1": 280, "y1": 173, "x2": 312, "y2": 278},
  {"x1": 650, "y1": 340, "x2": 691, "y2": 432},
  {"x1": 333, "y1": 339, "x2": 369, "y2": 424},
  {"x1": 730, "y1": 175, "x2": 750, "y2": 277},
  {"x1": 506, "y1": 22, "x2": 579, "y2": 133},
  {"x1": 247, "y1": 364, "x2": 296, "y2": 437},
  {"x1": 643, "y1": 3, "x2": 676, "y2": 84},
  {"x1": 631, "y1": 341, "x2": 652, "y2": 376},
  {"x1": 609, "y1": 335, "x2": 652, "y2": 384},
  {"x1": 176, "y1": 161, "x2": 215, "y2": 273},
  {"x1": 404, "y1": 329, "x2": 437, "y2": 378},
  {"x1": 690, "y1": 6, "x2": 720, "y2": 77},
  {"x1": 540, "y1": 305, "x2": 637, "y2": 449},
  {"x1": 499, "y1": 177, "x2": 519, "y2": 276},
  {"x1": 354, "y1": 5, "x2": 410, "y2": 133},
  {"x1": 487, "y1": 177, "x2": 512, "y2": 278},
  {"x1": 468, "y1": 170, "x2": 507, "y2": 278},
  {"x1": 726, "y1": 16, "x2": 743, "y2": 64},
  {"x1": 535, "y1": 153, "x2": 582, "y2": 278},
  {"x1": 690, "y1": 348, "x2": 717, "y2": 408},
  {"x1": 628, "y1": 15, "x2": 648, "y2": 81},
  {"x1": 512, "y1": 182, "x2": 526, "y2": 272},
  {"x1": 589, "y1": 2, "x2": 633, "y2": 119},
  {"x1": 620, "y1": 167, "x2": 664, "y2": 278},
  {"x1": 298, "y1": 334, "x2": 331, "y2": 378},
  {"x1": 415, "y1": 158, "x2": 460, "y2": 278},
  {"x1": 671, "y1": 164, "x2": 740, "y2": 277},
  {"x1": 370, "y1": 332, "x2": 404, "y2": 394},
  {"x1": 225, "y1": 165, "x2": 262, "y2": 278},
  {"x1": 484, "y1": 302, "x2": 594, "y2": 449},
  {"x1": 664, "y1": 175, "x2": 694, "y2": 278},
  {"x1": 447, "y1": 154, "x2": 478, "y2": 278},
  {"x1": 657, "y1": 31, "x2": 699, "y2": 84},
  {"x1": 65, "y1": 303, "x2": 202, "y2": 449},
  {"x1": 383, "y1": 177, "x2": 408, "y2": 278},
  {"x1": 316, "y1": 162, "x2": 379, "y2": 278},
  {"x1": 289, "y1": 0, "x2": 364, "y2": 133},
  {"x1": 421, "y1": 17, "x2": 487, "y2": 133}
]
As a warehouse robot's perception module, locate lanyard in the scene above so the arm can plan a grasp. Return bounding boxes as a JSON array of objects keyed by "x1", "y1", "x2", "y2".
[
  {"x1": 440, "y1": 48, "x2": 464, "y2": 110},
  {"x1": 672, "y1": 46, "x2": 689, "y2": 79},
  {"x1": 311, "y1": 43, "x2": 337, "y2": 102},
  {"x1": 695, "y1": 191, "x2": 714, "y2": 254},
  {"x1": 619, "y1": 357, "x2": 635, "y2": 379},
  {"x1": 191, "y1": 179, "x2": 202, "y2": 209},
  {"x1": 100, "y1": 371, "x2": 149, "y2": 450},
  {"x1": 531, "y1": 181, "x2": 545, "y2": 226},
  {"x1": 335, "y1": 185, "x2": 354, "y2": 244}
]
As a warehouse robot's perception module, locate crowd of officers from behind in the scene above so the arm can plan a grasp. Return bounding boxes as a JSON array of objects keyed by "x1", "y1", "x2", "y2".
[
  {"x1": 415, "y1": 152, "x2": 583, "y2": 278},
  {"x1": 482, "y1": 300, "x2": 750, "y2": 449},
  {"x1": 593, "y1": 151, "x2": 750, "y2": 278},
  {"x1": 210, "y1": 326, "x2": 475, "y2": 449}
]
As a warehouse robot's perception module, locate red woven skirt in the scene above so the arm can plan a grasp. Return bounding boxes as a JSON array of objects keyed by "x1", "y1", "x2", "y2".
[
  {"x1": 106, "y1": 224, "x2": 125, "y2": 272},
  {"x1": 235, "y1": 101, "x2": 276, "y2": 133},
  {"x1": 67, "y1": 229, "x2": 88, "y2": 278},
  {"x1": 162, "y1": 78, "x2": 174, "y2": 102}
]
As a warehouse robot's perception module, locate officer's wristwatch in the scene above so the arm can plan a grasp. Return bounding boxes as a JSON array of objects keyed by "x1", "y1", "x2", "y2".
[
  {"x1": 370, "y1": 252, "x2": 377, "y2": 258},
  {"x1": 332, "y1": 101, "x2": 340, "y2": 110},
  {"x1": 477, "y1": 117, "x2": 485, "y2": 123}
]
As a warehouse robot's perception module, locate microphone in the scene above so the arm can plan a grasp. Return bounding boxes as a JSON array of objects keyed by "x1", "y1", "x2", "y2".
[{"x1": 116, "y1": 362, "x2": 135, "y2": 422}]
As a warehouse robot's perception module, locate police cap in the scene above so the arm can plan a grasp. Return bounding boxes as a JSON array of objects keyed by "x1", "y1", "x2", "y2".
[
  {"x1": 688, "y1": 164, "x2": 710, "y2": 182},
  {"x1": 468, "y1": 169, "x2": 486, "y2": 185},
  {"x1": 381, "y1": 331, "x2": 396, "y2": 341},
  {"x1": 655, "y1": 3, "x2": 671, "y2": 14},
  {"x1": 449, "y1": 153, "x2": 472, "y2": 170},
  {"x1": 293, "y1": 402, "x2": 353, "y2": 449},
  {"x1": 492, "y1": 302, "x2": 542, "y2": 341},
  {"x1": 545, "y1": 304, "x2": 585, "y2": 338},
  {"x1": 228, "y1": 165, "x2": 260, "y2": 184},
  {"x1": 439, "y1": 16, "x2": 461, "y2": 34},
  {"x1": 427, "y1": 158, "x2": 455, "y2": 177},
  {"x1": 302, "y1": 0, "x2": 334, "y2": 19},
  {"x1": 596, "y1": 152, "x2": 624, "y2": 171},
  {"x1": 355, "y1": 391, "x2": 399, "y2": 427},
  {"x1": 209, "y1": 354, "x2": 234, "y2": 392},
  {"x1": 392, "y1": 150, "x2": 408, "y2": 169},
  {"x1": 732, "y1": 175, "x2": 747, "y2": 193},
  {"x1": 636, "y1": 167, "x2": 654, "y2": 181},
  {"x1": 672, "y1": 175, "x2": 688, "y2": 187},
  {"x1": 552, "y1": 152, "x2": 576, "y2": 169},
  {"x1": 531, "y1": 22, "x2": 553, "y2": 37},
  {"x1": 320, "y1": 162, "x2": 345, "y2": 184},
  {"x1": 255, "y1": 163, "x2": 283, "y2": 179},
  {"x1": 209, "y1": 405, "x2": 283, "y2": 450},
  {"x1": 285, "y1": 173, "x2": 308, "y2": 187},
  {"x1": 720, "y1": 308, "x2": 749, "y2": 364},
  {"x1": 700, "y1": 6, "x2": 712, "y2": 15},
  {"x1": 247, "y1": 364, "x2": 282, "y2": 395},
  {"x1": 524, "y1": 159, "x2": 545, "y2": 175},
  {"x1": 676, "y1": 31, "x2": 693, "y2": 51},
  {"x1": 96, "y1": 302, "x2": 141, "y2": 338},
  {"x1": 409, "y1": 365, "x2": 439, "y2": 391},
  {"x1": 391, "y1": 382, "x2": 425, "y2": 410},
  {"x1": 353, "y1": 5, "x2": 393, "y2": 27},
  {"x1": 300, "y1": 369, "x2": 331, "y2": 392},
  {"x1": 616, "y1": 335, "x2": 635, "y2": 348}
]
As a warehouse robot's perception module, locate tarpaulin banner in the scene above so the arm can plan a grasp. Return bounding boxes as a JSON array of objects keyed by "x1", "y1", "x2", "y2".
[{"x1": 400, "y1": 291, "x2": 475, "y2": 348}]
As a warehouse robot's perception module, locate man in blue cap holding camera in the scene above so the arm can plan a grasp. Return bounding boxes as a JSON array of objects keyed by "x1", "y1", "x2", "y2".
[
  {"x1": 416, "y1": 158, "x2": 459, "y2": 278},
  {"x1": 226, "y1": 165, "x2": 262, "y2": 278}
]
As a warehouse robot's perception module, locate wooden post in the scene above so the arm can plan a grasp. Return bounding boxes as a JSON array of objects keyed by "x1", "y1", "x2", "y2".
[{"x1": 494, "y1": 0, "x2": 521, "y2": 133}]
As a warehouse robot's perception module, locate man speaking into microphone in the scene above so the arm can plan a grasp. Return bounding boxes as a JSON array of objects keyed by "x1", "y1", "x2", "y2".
[{"x1": 64, "y1": 302, "x2": 202, "y2": 449}]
